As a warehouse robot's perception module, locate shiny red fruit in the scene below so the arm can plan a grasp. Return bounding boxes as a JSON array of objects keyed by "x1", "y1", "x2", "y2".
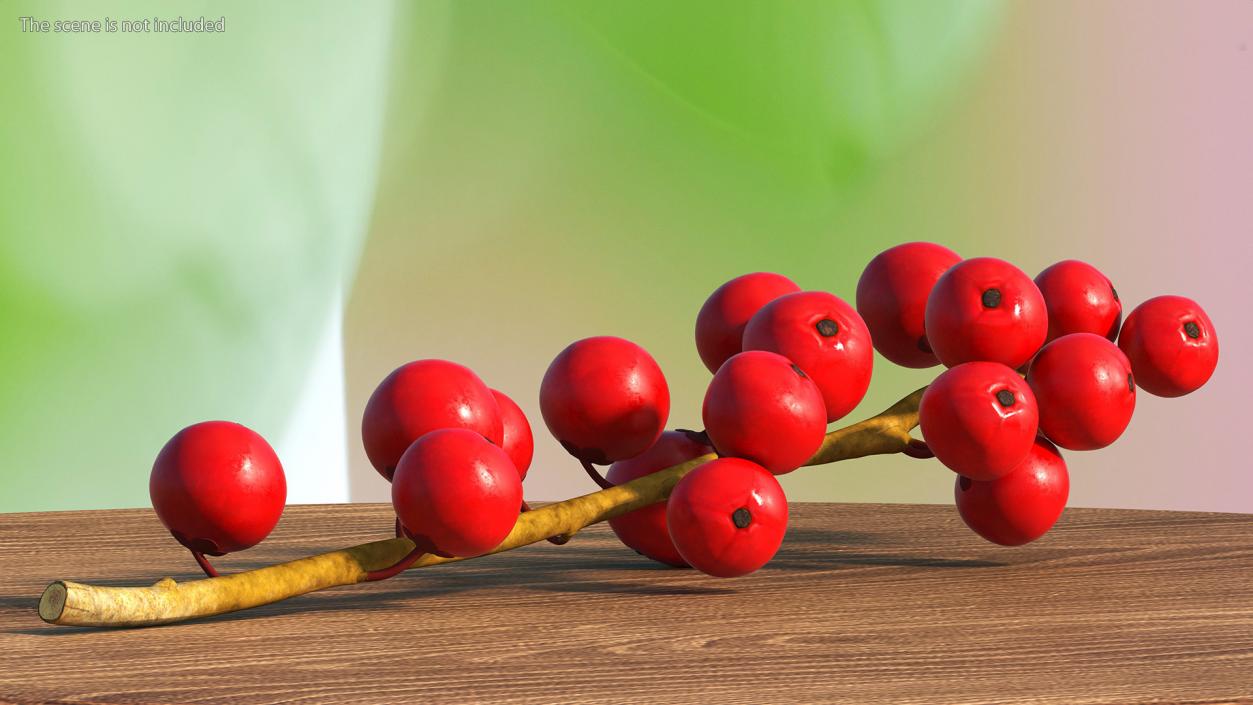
[
  {"x1": 1027, "y1": 333, "x2": 1136, "y2": 450},
  {"x1": 1118, "y1": 295, "x2": 1219, "y2": 398},
  {"x1": 666, "y1": 458, "x2": 788, "y2": 577},
  {"x1": 606, "y1": 431, "x2": 716, "y2": 567},
  {"x1": 955, "y1": 436, "x2": 1069, "y2": 546},
  {"x1": 919, "y1": 362, "x2": 1039, "y2": 481},
  {"x1": 362, "y1": 360, "x2": 503, "y2": 481},
  {"x1": 856, "y1": 242, "x2": 962, "y2": 368},
  {"x1": 391, "y1": 428, "x2": 522, "y2": 558},
  {"x1": 491, "y1": 389, "x2": 533, "y2": 480},
  {"x1": 1035, "y1": 259, "x2": 1122, "y2": 343},
  {"x1": 742, "y1": 291, "x2": 874, "y2": 423},
  {"x1": 702, "y1": 350, "x2": 827, "y2": 475},
  {"x1": 695, "y1": 272, "x2": 801, "y2": 374},
  {"x1": 539, "y1": 336, "x2": 670, "y2": 464},
  {"x1": 924, "y1": 257, "x2": 1048, "y2": 369},
  {"x1": 150, "y1": 421, "x2": 287, "y2": 556}
]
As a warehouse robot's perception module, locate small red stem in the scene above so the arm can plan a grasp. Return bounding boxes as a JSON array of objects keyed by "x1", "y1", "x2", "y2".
[
  {"x1": 364, "y1": 545, "x2": 427, "y2": 582},
  {"x1": 580, "y1": 459, "x2": 615, "y2": 490},
  {"x1": 903, "y1": 438, "x2": 935, "y2": 459},
  {"x1": 190, "y1": 550, "x2": 219, "y2": 578}
]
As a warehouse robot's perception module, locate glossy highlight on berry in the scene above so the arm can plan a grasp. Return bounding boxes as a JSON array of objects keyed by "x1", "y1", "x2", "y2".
[
  {"x1": 1118, "y1": 295, "x2": 1219, "y2": 398},
  {"x1": 1035, "y1": 259, "x2": 1122, "y2": 343},
  {"x1": 742, "y1": 290, "x2": 874, "y2": 423},
  {"x1": 702, "y1": 350, "x2": 827, "y2": 474},
  {"x1": 1028, "y1": 333, "x2": 1135, "y2": 450},
  {"x1": 150, "y1": 421, "x2": 287, "y2": 557},
  {"x1": 919, "y1": 362, "x2": 1039, "y2": 481},
  {"x1": 924, "y1": 257, "x2": 1048, "y2": 369},
  {"x1": 540, "y1": 336, "x2": 670, "y2": 464},
  {"x1": 955, "y1": 436, "x2": 1069, "y2": 546},
  {"x1": 391, "y1": 428, "x2": 522, "y2": 558},
  {"x1": 666, "y1": 457, "x2": 789, "y2": 578},
  {"x1": 362, "y1": 360, "x2": 503, "y2": 481}
]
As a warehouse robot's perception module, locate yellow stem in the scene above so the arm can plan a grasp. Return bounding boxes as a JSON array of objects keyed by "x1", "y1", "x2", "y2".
[{"x1": 38, "y1": 387, "x2": 925, "y2": 628}]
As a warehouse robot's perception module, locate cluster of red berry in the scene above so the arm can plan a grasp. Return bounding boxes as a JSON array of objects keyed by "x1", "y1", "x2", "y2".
[
  {"x1": 147, "y1": 242, "x2": 1218, "y2": 582},
  {"x1": 864, "y1": 243, "x2": 1218, "y2": 545}
]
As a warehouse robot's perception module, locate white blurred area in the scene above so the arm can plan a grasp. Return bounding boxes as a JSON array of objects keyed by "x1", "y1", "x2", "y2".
[{"x1": 275, "y1": 289, "x2": 351, "y2": 504}]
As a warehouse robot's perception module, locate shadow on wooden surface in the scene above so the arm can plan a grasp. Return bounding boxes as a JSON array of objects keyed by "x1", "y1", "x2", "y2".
[{"x1": 1, "y1": 503, "x2": 1249, "y2": 705}]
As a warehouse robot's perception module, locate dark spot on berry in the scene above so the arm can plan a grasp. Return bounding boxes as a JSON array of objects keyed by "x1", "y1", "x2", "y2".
[
  {"x1": 1111, "y1": 286, "x2": 1119, "y2": 302},
  {"x1": 917, "y1": 335, "x2": 932, "y2": 353},
  {"x1": 815, "y1": 319, "x2": 839, "y2": 337},
  {"x1": 958, "y1": 477, "x2": 973, "y2": 492},
  {"x1": 731, "y1": 507, "x2": 752, "y2": 528},
  {"x1": 981, "y1": 288, "x2": 1002, "y2": 308},
  {"x1": 1127, "y1": 373, "x2": 1134, "y2": 393},
  {"x1": 791, "y1": 363, "x2": 808, "y2": 378},
  {"x1": 1184, "y1": 321, "x2": 1201, "y2": 339},
  {"x1": 996, "y1": 389, "x2": 1016, "y2": 407}
]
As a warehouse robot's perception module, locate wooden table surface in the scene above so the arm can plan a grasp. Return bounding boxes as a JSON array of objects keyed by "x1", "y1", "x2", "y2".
[{"x1": 1, "y1": 502, "x2": 1250, "y2": 705}]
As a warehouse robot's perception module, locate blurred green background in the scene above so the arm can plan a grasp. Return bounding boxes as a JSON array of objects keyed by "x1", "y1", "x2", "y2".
[{"x1": 3, "y1": 1, "x2": 1248, "y2": 514}]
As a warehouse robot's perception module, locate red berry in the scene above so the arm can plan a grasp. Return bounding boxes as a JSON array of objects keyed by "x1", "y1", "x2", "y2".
[
  {"x1": 1027, "y1": 333, "x2": 1136, "y2": 450},
  {"x1": 491, "y1": 389, "x2": 533, "y2": 480},
  {"x1": 391, "y1": 428, "x2": 522, "y2": 558},
  {"x1": 1035, "y1": 259, "x2": 1122, "y2": 343},
  {"x1": 150, "y1": 421, "x2": 286, "y2": 556},
  {"x1": 539, "y1": 336, "x2": 670, "y2": 464},
  {"x1": 924, "y1": 257, "x2": 1048, "y2": 369},
  {"x1": 666, "y1": 458, "x2": 788, "y2": 577},
  {"x1": 955, "y1": 436, "x2": 1069, "y2": 546},
  {"x1": 1118, "y1": 295, "x2": 1219, "y2": 398},
  {"x1": 606, "y1": 431, "x2": 716, "y2": 567},
  {"x1": 742, "y1": 291, "x2": 874, "y2": 423},
  {"x1": 695, "y1": 272, "x2": 801, "y2": 373},
  {"x1": 856, "y1": 242, "x2": 962, "y2": 368},
  {"x1": 702, "y1": 350, "x2": 827, "y2": 474},
  {"x1": 919, "y1": 362, "x2": 1039, "y2": 481},
  {"x1": 362, "y1": 360, "x2": 503, "y2": 481}
]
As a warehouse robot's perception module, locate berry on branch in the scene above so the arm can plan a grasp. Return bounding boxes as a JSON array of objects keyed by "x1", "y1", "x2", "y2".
[
  {"x1": 856, "y1": 241, "x2": 962, "y2": 368},
  {"x1": 702, "y1": 350, "x2": 827, "y2": 474},
  {"x1": 606, "y1": 431, "x2": 716, "y2": 567},
  {"x1": 539, "y1": 336, "x2": 670, "y2": 465},
  {"x1": 1118, "y1": 295, "x2": 1219, "y2": 398},
  {"x1": 362, "y1": 360, "x2": 503, "y2": 481},
  {"x1": 666, "y1": 457, "x2": 789, "y2": 577},
  {"x1": 1027, "y1": 333, "x2": 1136, "y2": 451},
  {"x1": 924, "y1": 257, "x2": 1048, "y2": 369},
  {"x1": 391, "y1": 428, "x2": 523, "y2": 558},
  {"x1": 695, "y1": 272, "x2": 801, "y2": 374},
  {"x1": 742, "y1": 290, "x2": 874, "y2": 423},
  {"x1": 919, "y1": 362, "x2": 1039, "y2": 480},
  {"x1": 955, "y1": 436, "x2": 1069, "y2": 546},
  {"x1": 149, "y1": 421, "x2": 287, "y2": 576}
]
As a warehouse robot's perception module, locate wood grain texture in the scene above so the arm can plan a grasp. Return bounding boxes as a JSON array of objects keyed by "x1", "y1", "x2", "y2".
[{"x1": 1, "y1": 503, "x2": 1250, "y2": 705}]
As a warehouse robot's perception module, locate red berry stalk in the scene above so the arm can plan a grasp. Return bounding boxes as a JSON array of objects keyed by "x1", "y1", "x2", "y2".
[
  {"x1": 37, "y1": 387, "x2": 926, "y2": 628},
  {"x1": 37, "y1": 243, "x2": 1220, "y2": 629}
]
